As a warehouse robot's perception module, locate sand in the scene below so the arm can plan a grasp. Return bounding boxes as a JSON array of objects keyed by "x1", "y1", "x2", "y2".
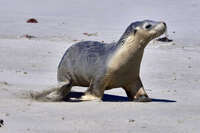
[{"x1": 0, "y1": 0, "x2": 200, "y2": 132}]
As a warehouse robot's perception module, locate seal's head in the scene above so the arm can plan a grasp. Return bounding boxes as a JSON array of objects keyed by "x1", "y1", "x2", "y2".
[{"x1": 119, "y1": 20, "x2": 166, "y2": 47}]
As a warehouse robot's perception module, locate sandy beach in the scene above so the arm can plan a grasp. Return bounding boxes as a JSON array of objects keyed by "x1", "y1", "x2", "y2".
[{"x1": 0, "y1": 0, "x2": 200, "y2": 132}]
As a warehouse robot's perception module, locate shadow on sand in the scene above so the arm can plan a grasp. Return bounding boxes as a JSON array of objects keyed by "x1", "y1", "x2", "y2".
[{"x1": 64, "y1": 91, "x2": 176, "y2": 103}]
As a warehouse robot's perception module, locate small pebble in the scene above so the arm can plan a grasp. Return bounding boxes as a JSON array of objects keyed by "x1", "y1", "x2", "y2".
[
  {"x1": 0, "y1": 81, "x2": 8, "y2": 85},
  {"x1": 83, "y1": 32, "x2": 98, "y2": 37},
  {"x1": 156, "y1": 37, "x2": 173, "y2": 42},
  {"x1": 0, "y1": 119, "x2": 4, "y2": 127},
  {"x1": 24, "y1": 34, "x2": 36, "y2": 39},
  {"x1": 128, "y1": 119, "x2": 135, "y2": 123},
  {"x1": 27, "y1": 18, "x2": 38, "y2": 23},
  {"x1": 24, "y1": 72, "x2": 28, "y2": 74},
  {"x1": 172, "y1": 43, "x2": 176, "y2": 45}
]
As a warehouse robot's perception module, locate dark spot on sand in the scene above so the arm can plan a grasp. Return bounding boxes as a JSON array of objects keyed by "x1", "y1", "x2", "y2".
[
  {"x1": 128, "y1": 119, "x2": 135, "y2": 123},
  {"x1": 27, "y1": 18, "x2": 38, "y2": 23},
  {"x1": 0, "y1": 81, "x2": 8, "y2": 85},
  {"x1": 83, "y1": 32, "x2": 98, "y2": 37},
  {"x1": 0, "y1": 119, "x2": 4, "y2": 127},
  {"x1": 23, "y1": 34, "x2": 36, "y2": 39},
  {"x1": 157, "y1": 37, "x2": 173, "y2": 42},
  {"x1": 24, "y1": 72, "x2": 28, "y2": 74}
]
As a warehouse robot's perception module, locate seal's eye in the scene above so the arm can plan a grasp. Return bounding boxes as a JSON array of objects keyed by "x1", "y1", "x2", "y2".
[{"x1": 145, "y1": 24, "x2": 152, "y2": 29}]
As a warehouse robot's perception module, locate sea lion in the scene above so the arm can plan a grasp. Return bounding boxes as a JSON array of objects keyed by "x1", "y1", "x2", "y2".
[{"x1": 33, "y1": 20, "x2": 166, "y2": 102}]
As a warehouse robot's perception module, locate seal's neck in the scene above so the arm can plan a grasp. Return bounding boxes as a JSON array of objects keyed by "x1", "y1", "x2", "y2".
[
  {"x1": 107, "y1": 34, "x2": 148, "y2": 73},
  {"x1": 116, "y1": 34, "x2": 149, "y2": 55}
]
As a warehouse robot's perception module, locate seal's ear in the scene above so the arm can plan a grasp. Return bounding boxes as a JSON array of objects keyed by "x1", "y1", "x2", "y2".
[{"x1": 133, "y1": 29, "x2": 137, "y2": 35}]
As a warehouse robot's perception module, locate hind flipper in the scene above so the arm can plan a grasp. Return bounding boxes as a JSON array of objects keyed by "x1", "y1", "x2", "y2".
[{"x1": 31, "y1": 81, "x2": 72, "y2": 102}]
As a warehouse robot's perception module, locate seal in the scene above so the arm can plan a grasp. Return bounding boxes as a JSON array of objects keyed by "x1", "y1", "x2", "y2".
[{"x1": 33, "y1": 20, "x2": 166, "y2": 102}]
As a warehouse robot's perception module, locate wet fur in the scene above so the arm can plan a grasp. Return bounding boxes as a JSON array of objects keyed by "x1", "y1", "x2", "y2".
[{"x1": 33, "y1": 20, "x2": 166, "y2": 102}]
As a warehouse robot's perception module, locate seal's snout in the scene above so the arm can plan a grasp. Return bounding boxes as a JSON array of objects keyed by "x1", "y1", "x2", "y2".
[
  {"x1": 156, "y1": 21, "x2": 167, "y2": 34},
  {"x1": 147, "y1": 21, "x2": 167, "y2": 39}
]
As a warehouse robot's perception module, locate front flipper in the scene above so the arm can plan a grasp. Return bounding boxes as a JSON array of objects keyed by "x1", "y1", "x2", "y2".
[{"x1": 124, "y1": 77, "x2": 152, "y2": 102}]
